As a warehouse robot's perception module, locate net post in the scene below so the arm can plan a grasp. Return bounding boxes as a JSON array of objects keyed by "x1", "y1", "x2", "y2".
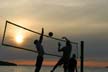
[{"x1": 80, "y1": 41, "x2": 84, "y2": 72}]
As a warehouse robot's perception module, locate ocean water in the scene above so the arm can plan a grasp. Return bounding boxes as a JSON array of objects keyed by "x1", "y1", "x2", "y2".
[{"x1": 0, "y1": 66, "x2": 108, "y2": 72}]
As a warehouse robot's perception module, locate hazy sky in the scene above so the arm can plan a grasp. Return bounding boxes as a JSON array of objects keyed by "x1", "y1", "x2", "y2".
[{"x1": 0, "y1": 0, "x2": 108, "y2": 64}]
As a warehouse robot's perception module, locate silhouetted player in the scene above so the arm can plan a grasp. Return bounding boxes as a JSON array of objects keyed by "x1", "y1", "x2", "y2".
[
  {"x1": 34, "y1": 28, "x2": 44, "y2": 72},
  {"x1": 68, "y1": 54, "x2": 77, "y2": 72},
  {"x1": 51, "y1": 37, "x2": 72, "y2": 72}
]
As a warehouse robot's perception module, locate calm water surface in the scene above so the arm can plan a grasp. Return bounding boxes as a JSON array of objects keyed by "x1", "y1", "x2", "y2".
[{"x1": 0, "y1": 66, "x2": 108, "y2": 72}]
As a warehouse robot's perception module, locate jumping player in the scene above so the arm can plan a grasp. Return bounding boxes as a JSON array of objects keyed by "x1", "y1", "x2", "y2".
[{"x1": 34, "y1": 28, "x2": 44, "y2": 72}]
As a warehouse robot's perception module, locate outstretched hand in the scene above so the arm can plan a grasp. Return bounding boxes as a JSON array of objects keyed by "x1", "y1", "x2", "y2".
[
  {"x1": 58, "y1": 42, "x2": 61, "y2": 47},
  {"x1": 42, "y1": 28, "x2": 44, "y2": 31},
  {"x1": 42, "y1": 27, "x2": 44, "y2": 29},
  {"x1": 62, "y1": 37, "x2": 67, "y2": 40},
  {"x1": 39, "y1": 27, "x2": 44, "y2": 43},
  {"x1": 41, "y1": 27, "x2": 44, "y2": 34}
]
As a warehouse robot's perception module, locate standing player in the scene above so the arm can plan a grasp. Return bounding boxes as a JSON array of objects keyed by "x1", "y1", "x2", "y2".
[
  {"x1": 68, "y1": 54, "x2": 77, "y2": 72},
  {"x1": 51, "y1": 37, "x2": 72, "y2": 72},
  {"x1": 34, "y1": 28, "x2": 44, "y2": 72}
]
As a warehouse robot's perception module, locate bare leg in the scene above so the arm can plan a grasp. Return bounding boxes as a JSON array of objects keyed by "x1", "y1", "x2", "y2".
[
  {"x1": 51, "y1": 58, "x2": 63, "y2": 72},
  {"x1": 35, "y1": 56, "x2": 43, "y2": 72}
]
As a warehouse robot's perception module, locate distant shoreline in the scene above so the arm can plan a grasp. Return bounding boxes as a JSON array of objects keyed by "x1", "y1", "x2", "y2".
[
  {"x1": 105, "y1": 66, "x2": 108, "y2": 68},
  {"x1": 0, "y1": 61, "x2": 17, "y2": 66}
]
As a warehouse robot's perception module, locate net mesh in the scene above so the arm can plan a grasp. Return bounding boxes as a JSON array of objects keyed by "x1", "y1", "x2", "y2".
[{"x1": 2, "y1": 21, "x2": 79, "y2": 58}]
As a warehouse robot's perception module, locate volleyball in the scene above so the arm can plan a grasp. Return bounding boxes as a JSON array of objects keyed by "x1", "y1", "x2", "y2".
[{"x1": 48, "y1": 32, "x2": 53, "y2": 37}]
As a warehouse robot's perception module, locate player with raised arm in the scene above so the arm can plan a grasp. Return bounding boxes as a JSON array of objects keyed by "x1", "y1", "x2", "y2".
[
  {"x1": 34, "y1": 28, "x2": 45, "y2": 72},
  {"x1": 51, "y1": 37, "x2": 72, "y2": 72}
]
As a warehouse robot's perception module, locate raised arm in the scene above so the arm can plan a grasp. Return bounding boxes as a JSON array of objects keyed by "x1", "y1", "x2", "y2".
[
  {"x1": 58, "y1": 42, "x2": 63, "y2": 52},
  {"x1": 39, "y1": 28, "x2": 44, "y2": 44}
]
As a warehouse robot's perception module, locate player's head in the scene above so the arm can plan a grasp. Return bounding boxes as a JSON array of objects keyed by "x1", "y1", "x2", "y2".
[
  {"x1": 62, "y1": 37, "x2": 71, "y2": 45},
  {"x1": 34, "y1": 40, "x2": 38, "y2": 44},
  {"x1": 66, "y1": 40, "x2": 71, "y2": 45}
]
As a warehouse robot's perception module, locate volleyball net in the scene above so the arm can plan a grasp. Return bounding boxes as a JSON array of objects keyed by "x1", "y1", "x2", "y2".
[{"x1": 2, "y1": 20, "x2": 79, "y2": 58}]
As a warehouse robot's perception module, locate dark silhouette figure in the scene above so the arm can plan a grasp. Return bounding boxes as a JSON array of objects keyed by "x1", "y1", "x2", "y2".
[
  {"x1": 68, "y1": 54, "x2": 77, "y2": 72},
  {"x1": 34, "y1": 28, "x2": 44, "y2": 72},
  {"x1": 51, "y1": 37, "x2": 72, "y2": 72}
]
